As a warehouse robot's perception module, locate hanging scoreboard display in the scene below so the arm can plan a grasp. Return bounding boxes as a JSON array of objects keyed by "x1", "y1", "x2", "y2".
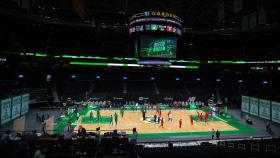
[
  {"x1": 11, "y1": 96, "x2": 21, "y2": 120},
  {"x1": 1, "y1": 98, "x2": 12, "y2": 125},
  {"x1": 271, "y1": 101, "x2": 280, "y2": 123},
  {"x1": 129, "y1": 11, "x2": 181, "y2": 59},
  {"x1": 259, "y1": 99, "x2": 271, "y2": 119},
  {"x1": 21, "y1": 93, "x2": 30, "y2": 115},
  {"x1": 249, "y1": 97, "x2": 259, "y2": 116},
  {"x1": 139, "y1": 35, "x2": 177, "y2": 58},
  {"x1": 129, "y1": 11, "x2": 182, "y2": 36},
  {"x1": 241, "y1": 95, "x2": 250, "y2": 113}
]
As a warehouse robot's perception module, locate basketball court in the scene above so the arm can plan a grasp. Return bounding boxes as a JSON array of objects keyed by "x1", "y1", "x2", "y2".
[{"x1": 51, "y1": 107, "x2": 255, "y2": 137}]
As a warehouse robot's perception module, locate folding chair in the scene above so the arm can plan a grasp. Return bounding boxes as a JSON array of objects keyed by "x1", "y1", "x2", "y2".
[
  {"x1": 250, "y1": 144, "x2": 259, "y2": 152},
  {"x1": 228, "y1": 142, "x2": 235, "y2": 149},
  {"x1": 266, "y1": 145, "x2": 276, "y2": 152},
  {"x1": 238, "y1": 143, "x2": 246, "y2": 150}
]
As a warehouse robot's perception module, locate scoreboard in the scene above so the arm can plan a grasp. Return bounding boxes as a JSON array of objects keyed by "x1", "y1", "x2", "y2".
[
  {"x1": 129, "y1": 11, "x2": 182, "y2": 36},
  {"x1": 129, "y1": 11, "x2": 181, "y2": 59},
  {"x1": 139, "y1": 35, "x2": 177, "y2": 58}
]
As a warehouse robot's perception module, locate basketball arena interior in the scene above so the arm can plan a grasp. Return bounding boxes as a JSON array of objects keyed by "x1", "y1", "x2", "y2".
[{"x1": 0, "y1": 0, "x2": 280, "y2": 158}]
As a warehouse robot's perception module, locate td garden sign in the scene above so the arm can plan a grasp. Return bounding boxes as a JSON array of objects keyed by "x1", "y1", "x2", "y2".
[{"x1": 130, "y1": 11, "x2": 181, "y2": 22}]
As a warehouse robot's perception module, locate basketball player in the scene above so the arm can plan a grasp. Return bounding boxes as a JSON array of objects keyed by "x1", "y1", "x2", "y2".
[
  {"x1": 179, "y1": 119, "x2": 182, "y2": 128},
  {"x1": 120, "y1": 107, "x2": 124, "y2": 118},
  {"x1": 190, "y1": 115, "x2": 194, "y2": 125},
  {"x1": 199, "y1": 113, "x2": 203, "y2": 122},
  {"x1": 110, "y1": 115, "x2": 113, "y2": 126},
  {"x1": 159, "y1": 117, "x2": 164, "y2": 128},
  {"x1": 114, "y1": 112, "x2": 118, "y2": 125},
  {"x1": 97, "y1": 109, "x2": 101, "y2": 122},
  {"x1": 142, "y1": 110, "x2": 146, "y2": 120},
  {"x1": 204, "y1": 112, "x2": 209, "y2": 124},
  {"x1": 168, "y1": 110, "x2": 172, "y2": 121},
  {"x1": 211, "y1": 128, "x2": 215, "y2": 139},
  {"x1": 159, "y1": 109, "x2": 162, "y2": 118},
  {"x1": 90, "y1": 110, "x2": 93, "y2": 121}
]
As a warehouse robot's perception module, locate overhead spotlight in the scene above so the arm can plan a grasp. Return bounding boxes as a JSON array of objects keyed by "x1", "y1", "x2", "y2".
[
  {"x1": 150, "y1": 77, "x2": 155, "y2": 80},
  {"x1": 237, "y1": 79, "x2": 243, "y2": 83},
  {"x1": 46, "y1": 75, "x2": 52, "y2": 82},
  {"x1": 262, "y1": 80, "x2": 268, "y2": 85},
  {"x1": 18, "y1": 74, "x2": 24, "y2": 78},
  {"x1": 176, "y1": 77, "x2": 180, "y2": 81},
  {"x1": 71, "y1": 74, "x2": 76, "y2": 79},
  {"x1": 216, "y1": 78, "x2": 221, "y2": 82},
  {"x1": 96, "y1": 75, "x2": 101, "y2": 79},
  {"x1": 123, "y1": 76, "x2": 128, "y2": 80},
  {"x1": 196, "y1": 78, "x2": 201, "y2": 81}
]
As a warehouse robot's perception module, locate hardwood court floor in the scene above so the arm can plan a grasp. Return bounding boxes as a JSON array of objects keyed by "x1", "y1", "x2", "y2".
[{"x1": 74, "y1": 109, "x2": 237, "y2": 134}]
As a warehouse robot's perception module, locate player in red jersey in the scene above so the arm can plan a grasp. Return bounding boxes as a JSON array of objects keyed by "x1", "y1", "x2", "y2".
[
  {"x1": 190, "y1": 115, "x2": 194, "y2": 125},
  {"x1": 204, "y1": 112, "x2": 209, "y2": 124},
  {"x1": 199, "y1": 113, "x2": 203, "y2": 122},
  {"x1": 179, "y1": 119, "x2": 182, "y2": 128},
  {"x1": 159, "y1": 117, "x2": 164, "y2": 128}
]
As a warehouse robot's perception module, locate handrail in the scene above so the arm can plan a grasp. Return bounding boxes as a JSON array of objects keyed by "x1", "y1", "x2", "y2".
[
  {"x1": 0, "y1": 129, "x2": 133, "y2": 133},
  {"x1": 137, "y1": 135, "x2": 273, "y2": 145}
]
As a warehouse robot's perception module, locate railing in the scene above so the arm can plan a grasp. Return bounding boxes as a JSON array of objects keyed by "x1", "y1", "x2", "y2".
[
  {"x1": 0, "y1": 129, "x2": 133, "y2": 133},
  {"x1": 137, "y1": 136, "x2": 273, "y2": 147}
]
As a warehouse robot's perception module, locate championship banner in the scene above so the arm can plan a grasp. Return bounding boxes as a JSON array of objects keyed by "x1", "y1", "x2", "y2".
[
  {"x1": 11, "y1": 96, "x2": 21, "y2": 120},
  {"x1": 271, "y1": 102, "x2": 280, "y2": 123},
  {"x1": 249, "y1": 97, "x2": 259, "y2": 116},
  {"x1": 21, "y1": 93, "x2": 30, "y2": 115},
  {"x1": 259, "y1": 99, "x2": 271, "y2": 119},
  {"x1": 1, "y1": 98, "x2": 12, "y2": 125},
  {"x1": 241, "y1": 95, "x2": 250, "y2": 112}
]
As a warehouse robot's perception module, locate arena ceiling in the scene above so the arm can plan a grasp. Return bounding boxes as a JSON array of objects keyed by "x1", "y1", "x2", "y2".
[
  {"x1": 0, "y1": 0, "x2": 279, "y2": 58},
  {"x1": 30, "y1": 0, "x2": 227, "y2": 30},
  {"x1": 2, "y1": 0, "x2": 279, "y2": 33}
]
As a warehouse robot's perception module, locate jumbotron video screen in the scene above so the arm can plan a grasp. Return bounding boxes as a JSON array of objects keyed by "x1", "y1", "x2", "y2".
[{"x1": 139, "y1": 35, "x2": 177, "y2": 58}]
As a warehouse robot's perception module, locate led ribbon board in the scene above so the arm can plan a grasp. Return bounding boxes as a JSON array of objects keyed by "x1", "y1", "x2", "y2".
[
  {"x1": 137, "y1": 60, "x2": 171, "y2": 65},
  {"x1": 130, "y1": 11, "x2": 181, "y2": 23},
  {"x1": 128, "y1": 11, "x2": 182, "y2": 36}
]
